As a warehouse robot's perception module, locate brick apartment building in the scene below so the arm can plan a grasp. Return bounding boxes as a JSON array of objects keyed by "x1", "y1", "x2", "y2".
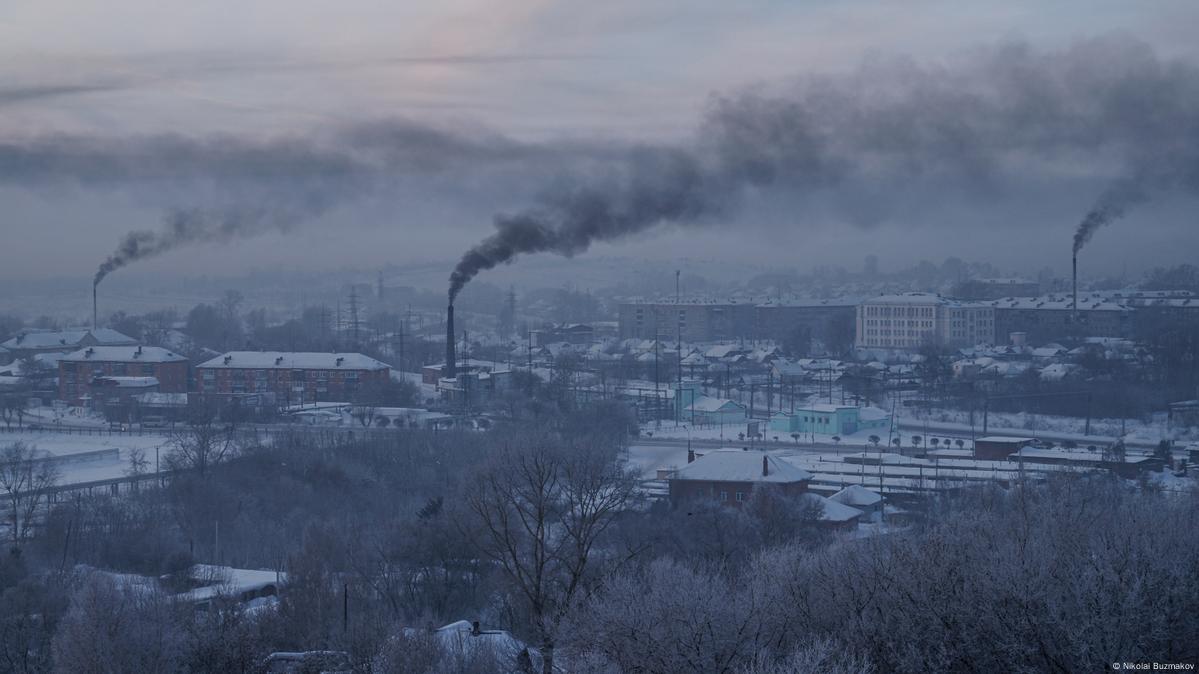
[
  {"x1": 58, "y1": 345, "x2": 189, "y2": 404},
  {"x1": 196, "y1": 352, "x2": 391, "y2": 405},
  {"x1": 668, "y1": 449, "x2": 812, "y2": 506}
]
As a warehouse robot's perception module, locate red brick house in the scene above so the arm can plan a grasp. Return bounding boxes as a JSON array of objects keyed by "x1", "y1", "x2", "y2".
[
  {"x1": 196, "y1": 352, "x2": 391, "y2": 404},
  {"x1": 58, "y1": 346, "x2": 189, "y2": 404},
  {"x1": 668, "y1": 449, "x2": 813, "y2": 507}
]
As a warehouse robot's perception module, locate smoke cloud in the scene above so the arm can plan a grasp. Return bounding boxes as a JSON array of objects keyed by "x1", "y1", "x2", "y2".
[
  {"x1": 1072, "y1": 181, "x2": 1149, "y2": 255},
  {"x1": 449, "y1": 38, "x2": 1199, "y2": 297},
  {"x1": 2, "y1": 37, "x2": 1198, "y2": 288},
  {"x1": 93, "y1": 207, "x2": 301, "y2": 286}
]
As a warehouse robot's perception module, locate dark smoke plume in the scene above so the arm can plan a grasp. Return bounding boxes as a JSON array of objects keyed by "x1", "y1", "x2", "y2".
[
  {"x1": 2, "y1": 38, "x2": 1197, "y2": 287},
  {"x1": 1073, "y1": 182, "x2": 1149, "y2": 255},
  {"x1": 448, "y1": 38, "x2": 1199, "y2": 297},
  {"x1": 449, "y1": 147, "x2": 717, "y2": 300},
  {"x1": 94, "y1": 207, "x2": 297, "y2": 286}
]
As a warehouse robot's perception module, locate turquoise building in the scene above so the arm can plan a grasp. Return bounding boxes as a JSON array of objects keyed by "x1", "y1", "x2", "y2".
[{"x1": 770, "y1": 404, "x2": 890, "y2": 437}]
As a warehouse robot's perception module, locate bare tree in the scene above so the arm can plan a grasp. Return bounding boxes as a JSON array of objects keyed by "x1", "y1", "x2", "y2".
[
  {"x1": 166, "y1": 402, "x2": 238, "y2": 477},
  {"x1": 464, "y1": 435, "x2": 639, "y2": 674},
  {"x1": 0, "y1": 443, "x2": 60, "y2": 544}
]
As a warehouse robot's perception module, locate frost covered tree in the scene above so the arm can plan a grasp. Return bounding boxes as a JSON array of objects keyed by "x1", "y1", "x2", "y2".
[
  {"x1": 0, "y1": 443, "x2": 59, "y2": 544},
  {"x1": 464, "y1": 434, "x2": 639, "y2": 674}
]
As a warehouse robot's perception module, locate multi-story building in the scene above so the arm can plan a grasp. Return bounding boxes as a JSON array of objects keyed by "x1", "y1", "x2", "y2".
[
  {"x1": 5, "y1": 328, "x2": 137, "y2": 360},
  {"x1": 752, "y1": 299, "x2": 859, "y2": 345},
  {"x1": 856, "y1": 293, "x2": 995, "y2": 350},
  {"x1": 617, "y1": 298, "x2": 856, "y2": 345},
  {"x1": 617, "y1": 301, "x2": 755, "y2": 342},
  {"x1": 196, "y1": 352, "x2": 391, "y2": 405},
  {"x1": 989, "y1": 295, "x2": 1132, "y2": 344},
  {"x1": 58, "y1": 345, "x2": 189, "y2": 404}
]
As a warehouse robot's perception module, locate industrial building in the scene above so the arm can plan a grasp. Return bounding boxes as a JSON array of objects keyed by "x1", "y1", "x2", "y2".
[
  {"x1": 196, "y1": 351, "x2": 391, "y2": 405},
  {"x1": 58, "y1": 346, "x2": 189, "y2": 405},
  {"x1": 856, "y1": 293, "x2": 996, "y2": 350}
]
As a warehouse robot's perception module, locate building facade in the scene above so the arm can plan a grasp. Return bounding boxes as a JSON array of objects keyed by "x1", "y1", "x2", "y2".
[
  {"x1": 752, "y1": 300, "x2": 858, "y2": 345},
  {"x1": 58, "y1": 346, "x2": 189, "y2": 404},
  {"x1": 856, "y1": 294, "x2": 995, "y2": 350},
  {"x1": 618, "y1": 301, "x2": 755, "y2": 342},
  {"x1": 618, "y1": 298, "x2": 855, "y2": 345},
  {"x1": 989, "y1": 295, "x2": 1132, "y2": 344},
  {"x1": 196, "y1": 352, "x2": 391, "y2": 405}
]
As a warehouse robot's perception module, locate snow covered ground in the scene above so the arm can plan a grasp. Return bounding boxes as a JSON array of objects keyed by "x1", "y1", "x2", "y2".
[{"x1": 0, "y1": 430, "x2": 173, "y2": 486}]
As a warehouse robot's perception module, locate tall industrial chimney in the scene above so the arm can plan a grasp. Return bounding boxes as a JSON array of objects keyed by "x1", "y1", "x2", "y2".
[
  {"x1": 445, "y1": 304, "x2": 457, "y2": 379},
  {"x1": 92, "y1": 284, "x2": 98, "y2": 330},
  {"x1": 1072, "y1": 253, "x2": 1079, "y2": 322}
]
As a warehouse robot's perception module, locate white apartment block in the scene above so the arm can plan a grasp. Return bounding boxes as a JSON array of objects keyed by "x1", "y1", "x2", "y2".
[{"x1": 856, "y1": 293, "x2": 995, "y2": 350}]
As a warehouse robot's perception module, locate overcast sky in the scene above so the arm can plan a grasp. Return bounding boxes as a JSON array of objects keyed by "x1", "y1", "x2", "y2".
[{"x1": 2, "y1": 0, "x2": 1198, "y2": 285}]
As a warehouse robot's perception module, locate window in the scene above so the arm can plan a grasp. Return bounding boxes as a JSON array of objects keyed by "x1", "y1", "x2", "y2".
[
  {"x1": 736, "y1": 491, "x2": 745, "y2": 502},
  {"x1": 719, "y1": 491, "x2": 728, "y2": 501}
]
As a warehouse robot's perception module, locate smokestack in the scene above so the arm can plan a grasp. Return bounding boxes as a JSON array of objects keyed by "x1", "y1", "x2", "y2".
[
  {"x1": 92, "y1": 283, "x2": 98, "y2": 330},
  {"x1": 445, "y1": 305, "x2": 457, "y2": 380},
  {"x1": 1072, "y1": 253, "x2": 1078, "y2": 322}
]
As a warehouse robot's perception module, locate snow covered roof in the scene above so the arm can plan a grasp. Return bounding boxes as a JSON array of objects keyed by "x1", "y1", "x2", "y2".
[
  {"x1": 60, "y1": 346, "x2": 186, "y2": 363},
  {"x1": 179, "y1": 564, "x2": 286, "y2": 603},
  {"x1": 863, "y1": 293, "x2": 988, "y2": 308},
  {"x1": 704, "y1": 344, "x2": 748, "y2": 359},
  {"x1": 199, "y1": 351, "x2": 389, "y2": 370},
  {"x1": 795, "y1": 403, "x2": 856, "y2": 414},
  {"x1": 1039, "y1": 363, "x2": 1079, "y2": 381},
  {"x1": 801, "y1": 493, "x2": 864, "y2": 522},
  {"x1": 829, "y1": 484, "x2": 884, "y2": 507},
  {"x1": 421, "y1": 620, "x2": 546, "y2": 672},
  {"x1": 685, "y1": 397, "x2": 745, "y2": 413},
  {"x1": 987, "y1": 295, "x2": 1131, "y2": 312},
  {"x1": 859, "y1": 406, "x2": 890, "y2": 421},
  {"x1": 976, "y1": 436, "x2": 1036, "y2": 444},
  {"x1": 1, "y1": 328, "x2": 137, "y2": 350},
  {"x1": 673, "y1": 450, "x2": 813, "y2": 484}
]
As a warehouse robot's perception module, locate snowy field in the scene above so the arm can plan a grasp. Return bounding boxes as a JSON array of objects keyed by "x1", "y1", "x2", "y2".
[{"x1": 0, "y1": 430, "x2": 173, "y2": 486}]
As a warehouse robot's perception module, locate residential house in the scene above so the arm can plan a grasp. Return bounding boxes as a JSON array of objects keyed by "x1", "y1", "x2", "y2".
[{"x1": 668, "y1": 449, "x2": 813, "y2": 506}]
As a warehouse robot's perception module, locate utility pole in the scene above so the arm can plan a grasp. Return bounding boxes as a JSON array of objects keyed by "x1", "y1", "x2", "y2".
[
  {"x1": 654, "y1": 317, "x2": 661, "y2": 428},
  {"x1": 676, "y1": 270, "x2": 682, "y2": 424}
]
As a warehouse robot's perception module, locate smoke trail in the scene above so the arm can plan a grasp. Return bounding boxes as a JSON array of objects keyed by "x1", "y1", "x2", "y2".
[
  {"x1": 446, "y1": 38, "x2": 1199, "y2": 297},
  {"x1": 0, "y1": 38, "x2": 1195, "y2": 289},
  {"x1": 449, "y1": 146, "x2": 716, "y2": 300},
  {"x1": 1073, "y1": 182, "x2": 1149, "y2": 255},
  {"x1": 93, "y1": 206, "x2": 296, "y2": 286}
]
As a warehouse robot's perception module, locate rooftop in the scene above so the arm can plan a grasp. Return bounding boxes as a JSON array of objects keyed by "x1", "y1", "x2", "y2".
[
  {"x1": 198, "y1": 351, "x2": 390, "y2": 370},
  {"x1": 2, "y1": 328, "x2": 137, "y2": 350},
  {"x1": 60, "y1": 346, "x2": 187, "y2": 363},
  {"x1": 673, "y1": 449, "x2": 813, "y2": 484}
]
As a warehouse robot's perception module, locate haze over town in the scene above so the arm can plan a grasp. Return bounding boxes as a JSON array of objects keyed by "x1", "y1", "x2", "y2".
[{"x1": 2, "y1": 2, "x2": 1199, "y2": 673}]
